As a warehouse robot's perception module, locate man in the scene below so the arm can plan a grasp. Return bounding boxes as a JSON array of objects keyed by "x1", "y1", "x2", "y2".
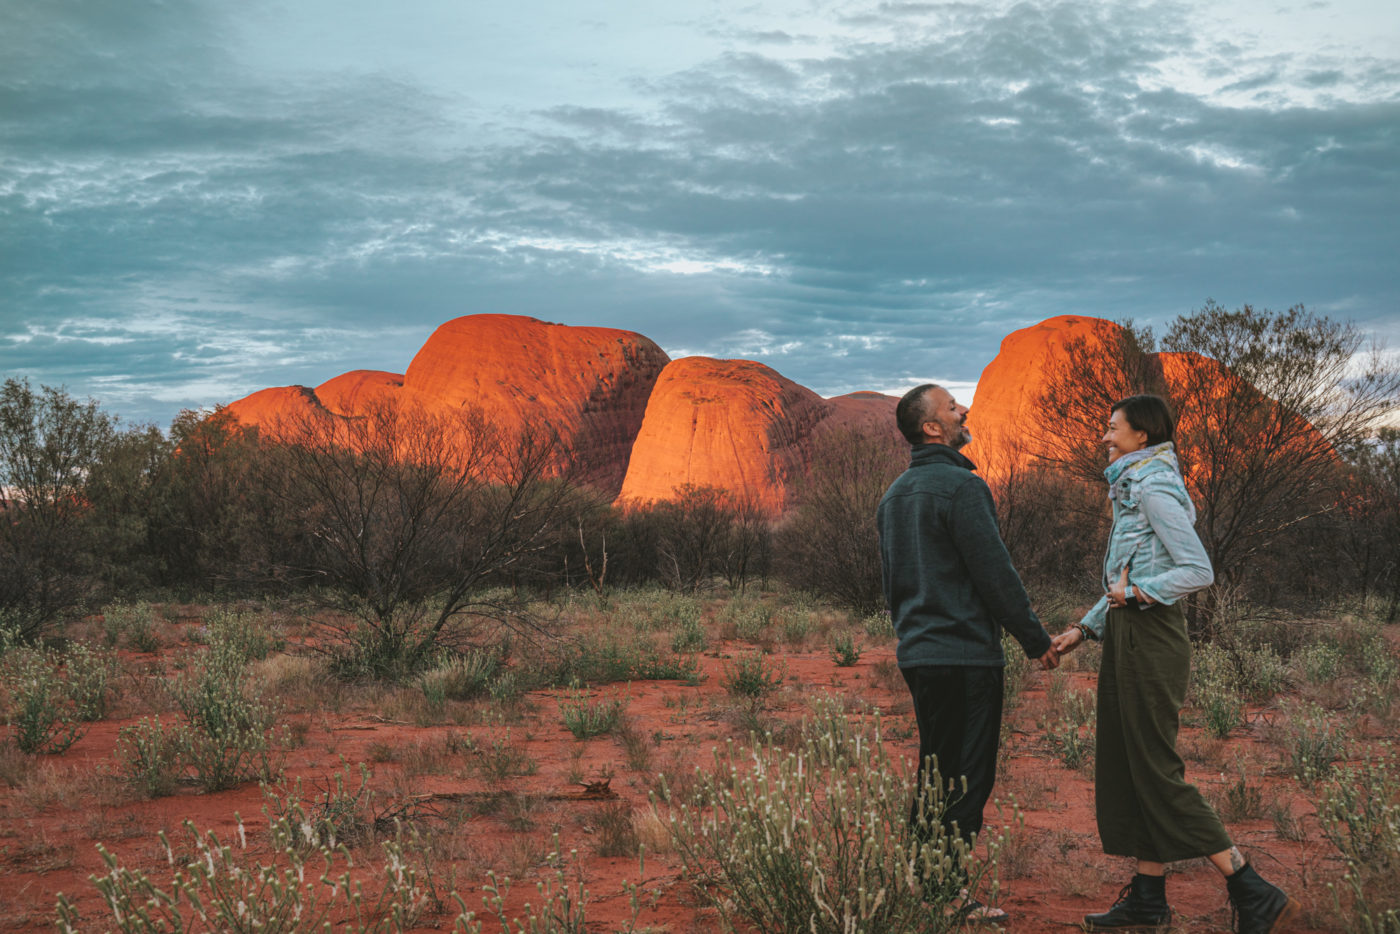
[{"x1": 877, "y1": 383, "x2": 1058, "y2": 918}]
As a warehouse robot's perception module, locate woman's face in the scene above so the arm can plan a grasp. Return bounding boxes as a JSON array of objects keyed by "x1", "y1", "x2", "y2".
[{"x1": 1103, "y1": 408, "x2": 1149, "y2": 463}]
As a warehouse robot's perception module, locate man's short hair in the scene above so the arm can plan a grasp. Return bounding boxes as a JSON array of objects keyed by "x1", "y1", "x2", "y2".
[
  {"x1": 896, "y1": 383, "x2": 940, "y2": 445},
  {"x1": 1111, "y1": 394, "x2": 1175, "y2": 446}
]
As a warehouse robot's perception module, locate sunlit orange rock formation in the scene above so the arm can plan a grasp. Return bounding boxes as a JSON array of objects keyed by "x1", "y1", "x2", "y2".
[
  {"x1": 962, "y1": 315, "x2": 1123, "y2": 475},
  {"x1": 616, "y1": 357, "x2": 832, "y2": 514},
  {"x1": 227, "y1": 315, "x2": 670, "y2": 496}
]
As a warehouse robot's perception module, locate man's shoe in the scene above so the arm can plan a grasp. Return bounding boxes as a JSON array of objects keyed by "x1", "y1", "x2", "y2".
[
  {"x1": 1083, "y1": 873, "x2": 1172, "y2": 932},
  {"x1": 1226, "y1": 863, "x2": 1298, "y2": 934}
]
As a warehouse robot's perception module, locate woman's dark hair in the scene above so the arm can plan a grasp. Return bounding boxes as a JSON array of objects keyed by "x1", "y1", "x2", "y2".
[{"x1": 1111, "y1": 394, "x2": 1175, "y2": 446}]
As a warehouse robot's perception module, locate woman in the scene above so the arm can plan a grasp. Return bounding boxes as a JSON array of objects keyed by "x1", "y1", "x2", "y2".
[{"x1": 1050, "y1": 395, "x2": 1296, "y2": 934}]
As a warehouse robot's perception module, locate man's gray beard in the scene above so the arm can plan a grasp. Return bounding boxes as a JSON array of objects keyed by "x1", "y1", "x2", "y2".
[{"x1": 951, "y1": 426, "x2": 972, "y2": 450}]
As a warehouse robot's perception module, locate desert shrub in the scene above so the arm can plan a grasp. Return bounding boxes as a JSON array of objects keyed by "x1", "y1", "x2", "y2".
[
  {"x1": 64, "y1": 641, "x2": 119, "y2": 721},
  {"x1": 203, "y1": 606, "x2": 284, "y2": 662},
  {"x1": 559, "y1": 684, "x2": 627, "y2": 739},
  {"x1": 1213, "y1": 763, "x2": 1266, "y2": 822},
  {"x1": 595, "y1": 802, "x2": 641, "y2": 857},
  {"x1": 722, "y1": 652, "x2": 785, "y2": 704},
  {"x1": 2, "y1": 647, "x2": 87, "y2": 754},
  {"x1": 862, "y1": 610, "x2": 891, "y2": 640},
  {"x1": 1042, "y1": 672, "x2": 1096, "y2": 770},
  {"x1": 55, "y1": 799, "x2": 473, "y2": 933},
  {"x1": 659, "y1": 697, "x2": 1004, "y2": 932},
  {"x1": 116, "y1": 717, "x2": 183, "y2": 798},
  {"x1": 169, "y1": 641, "x2": 281, "y2": 791},
  {"x1": 726, "y1": 600, "x2": 773, "y2": 642},
  {"x1": 1231, "y1": 643, "x2": 1289, "y2": 701},
  {"x1": 480, "y1": 837, "x2": 590, "y2": 934},
  {"x1": 1295, "y1": 642, "x2": 1344, "y2": 685},
  {"x1": 1190, "y1": 642, "x2": 1245, "y2": 738},
  {"x1": 1282, "y1": 701, "x2": 1347, "y2": 785},
  {"x1": 830, "y1": 633, "x2": 863, "y2": 667},
  {"x1": 669, "y1": 611, "x2": 707, "y2": 654},
  {"x1": 419, "y1": 650, "x2": 501, "y2": 706},
  {"x1": 471, "y1": 721, "x2": 538, "y2": 783},
  {"x1": 1321, "y1": 754, "x2": 1400, "y2": 928},
  {"x1": 264, "y1": 761, "x2": 379, "y2": 850}
]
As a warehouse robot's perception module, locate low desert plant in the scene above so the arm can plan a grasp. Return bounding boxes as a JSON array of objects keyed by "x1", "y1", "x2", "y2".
[
  {"x1": 419, "y1": 650, "x2": 502, "y2": 713},
  {"x1": 659, "y1": 697, "x2": 1003, "y2": 933},
  {"x1": 1295, "y1": 642, "x2": 1344, "y2": 685},
  {"x1": 722, "y1": 652, "x2": 785, "y2": 705},
  {"x1": 479, "y1": 837, "x2": 589, "y2": 934},
  {"x1": 102, "y1": 601, "x2": 160, "y2": 653},
  {"x1": 1324, "y1": 752, "x2": 1400, "y2": 931},
  {"x1": 64, "y1": 641, "x2": 119, "y2": 721},
  {"x1": 204, "y1": 606, "x2": 284, "y2": 663},
  {"x1": 670, "y1": 612, "x2": 707, "y2": 654},
  {"x1": 169, "y1": 641, "x2": 282, "y2": 791},
  {"x1": 830, "y1": 633, "x2": 863, "y2": 667},
  {"x1": 116, "y1": 717, "x2": 183, "y2": 798},
  {"x1": 559, "y1": 684, "x2": 627, "y2": 739},
  {"x1": 1215, "y1": 763, "x2": 1266, "y2": 822},
  {"x1": 2, "y1": 647, "x2": 87, "y2": 754},
  {"x1": 1191, "y1": 642, "x2": 1245, "y2": 738},
  {"x1": 1320, "y1": 753, "x2": 1400, "y2": 870},
  {"x1": 1282, "y1": 701, "x2": 1347, "y2": 785},
  {"x1": 55, "y1": 799, "x2": 476, "y2": 933}
]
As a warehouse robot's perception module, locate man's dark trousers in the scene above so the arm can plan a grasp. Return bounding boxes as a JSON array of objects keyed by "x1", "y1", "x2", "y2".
[{"x1": 902, "y1": 664, "x2": 1004, "y2": 855}]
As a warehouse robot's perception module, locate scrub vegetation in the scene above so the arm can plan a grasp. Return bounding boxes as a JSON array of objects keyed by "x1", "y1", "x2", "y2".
[{"x1": 0, "y1": 303, "x2": 1397, "y2": 930}]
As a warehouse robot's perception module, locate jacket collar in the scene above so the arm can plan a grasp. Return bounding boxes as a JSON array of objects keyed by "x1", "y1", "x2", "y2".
[{"x1": 909, "y1": 442, "x2": 978, "y2": 472}]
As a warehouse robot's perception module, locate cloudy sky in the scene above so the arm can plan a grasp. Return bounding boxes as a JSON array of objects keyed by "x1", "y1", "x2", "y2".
[{"x1": 3, "y1": 0, "x2": 1397, "y2": 428}]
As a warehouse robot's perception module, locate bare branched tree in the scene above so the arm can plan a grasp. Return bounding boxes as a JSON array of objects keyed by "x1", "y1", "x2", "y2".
[
  {"x1": 1034, "y1": 303, "x2": 1400, "y2": 634},
  {"x1": 263, "y1": 397, "x2": 575, "y2": 676},
  {"x1": 776, "y1": 426, "x2": 906, "y2": 612}
]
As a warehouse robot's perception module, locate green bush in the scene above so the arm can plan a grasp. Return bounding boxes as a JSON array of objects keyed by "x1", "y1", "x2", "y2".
[
  {"x1": 169, "y1": 642, "x2": 281, "y2": 791},
  {"x1": 1191, "y1": 642, "x2": 1245, "y2": 738},
  {"x1": 722, "y1": 652, "x2": 785, "y2": 703},
  {"x1": 559, "y1": 684, "x2": 627, "y2": 739},
  {"x1": 116, "y1": 717, "x2": 183, "y2": 798},
  {"x1": 204, "y1": 606, "x2": 284, "y2": 663},
  {"x1": 1295, "y1": 643, "x2": 1344, "y2": 685},
  {"x1": 64, "y1": 641, "x2": 119, "y2": 721},
  {"x1": 3, "y1": 648, "x2": 87, "y2": 754},
  {"x1": 56, "y1": 799, "x2": 474, "y2": 933},
  {"x1": 659, "y1": 697, "x2": 1003, "y2": 932},
  {"x1": 103, "y1": 602, "x2": 160, "y2": 653},
  {"x1": 1283, "y1": 701, "x2": 1347, "y2": 785},
  {"x1": 419, "y1": 650, "x2": 501, "y2": 706},
  {"x1": 1322, "y1": 754, "x2": 1400, "y2": 930},
  {"x1": 830, "y1": 633, "x2": 863, "y2": 667}
]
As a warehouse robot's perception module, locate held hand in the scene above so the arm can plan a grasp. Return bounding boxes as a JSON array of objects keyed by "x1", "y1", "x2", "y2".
[
  {"x1": 1051, "y1": 627, "x2": 1084, "y2": 655},
  {"x1": 1037, "y1": 647, "x2": 1060, "y2": 671}
]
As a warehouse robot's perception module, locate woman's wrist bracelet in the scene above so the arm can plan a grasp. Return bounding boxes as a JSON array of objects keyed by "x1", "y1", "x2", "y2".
[{"x1": 1074, "y1": 623, "x2": 1091, "y2": 641}]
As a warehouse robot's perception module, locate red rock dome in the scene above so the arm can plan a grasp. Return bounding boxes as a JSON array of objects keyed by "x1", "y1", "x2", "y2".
[{"x1": 617, "y1": 357, "x2": 833, "y2": 514}]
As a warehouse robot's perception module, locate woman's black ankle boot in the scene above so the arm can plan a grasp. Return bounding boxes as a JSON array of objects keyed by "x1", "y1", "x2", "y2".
[
  {"x1": 1083, "y1": 873, "x2": 1172, "y2": 931},
  {"x1": 1226, "y1": 863, "x2": 1296, "y2": 934}
]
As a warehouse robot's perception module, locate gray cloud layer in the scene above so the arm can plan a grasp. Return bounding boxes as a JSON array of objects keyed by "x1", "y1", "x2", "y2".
[{"x1": 2, "y1": 0, "x2": 1396, "y2": 425}]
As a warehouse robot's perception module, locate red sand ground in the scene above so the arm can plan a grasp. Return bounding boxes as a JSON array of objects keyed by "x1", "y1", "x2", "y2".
[{"x1": 0, "y1": 610, "x2": 1349, "y2": 933}]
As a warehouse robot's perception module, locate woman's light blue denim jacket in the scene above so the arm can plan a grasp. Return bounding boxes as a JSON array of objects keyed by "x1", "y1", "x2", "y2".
[{"x1": 1078, "y1": 442, "x2": 1214, "y2": 639}]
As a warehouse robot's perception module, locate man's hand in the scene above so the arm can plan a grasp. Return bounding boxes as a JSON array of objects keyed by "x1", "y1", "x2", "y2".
[
  {"x1": 1051, "y1": 627, "x2": 1085, "y2": 655},
  {"x1": 1037, "y1": 646, "x2": 1060, "y2": 670}
]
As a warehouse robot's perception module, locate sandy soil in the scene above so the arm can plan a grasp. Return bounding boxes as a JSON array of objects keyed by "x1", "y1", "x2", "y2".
[{"x1": 0, "y1": 606, "x2": 1353, "y2": 933}]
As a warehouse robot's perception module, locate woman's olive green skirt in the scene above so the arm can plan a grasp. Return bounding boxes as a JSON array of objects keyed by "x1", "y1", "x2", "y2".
[{"x1": 1095, "y1": 601, "x2": 1233, "y2": 862}]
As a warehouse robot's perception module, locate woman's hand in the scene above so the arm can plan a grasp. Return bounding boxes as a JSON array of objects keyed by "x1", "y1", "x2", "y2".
[
  {"x1": 1107, "y1": 566, "x2": 1130, "y2": 607},
  {"x1": 1108, "y1": 566, "x2": 1155, "y2": 608},
  {"x1": 1051, "y1": 627, "x2": 1084, "y2": 655}
]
